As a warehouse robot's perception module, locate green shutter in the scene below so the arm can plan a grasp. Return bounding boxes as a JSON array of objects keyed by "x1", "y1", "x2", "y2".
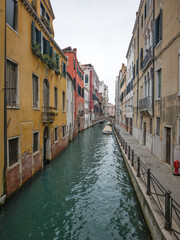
[
  {"x1": 50, "y1": 46, "x2": 53, "y2": 58},
  {"x1": 159, "y1": 9, "x2": 162, "y2": 41},
  {"x1": 153, "y1": 20, "x2": 156, "y2": 46},
  {"x1": 31, "y1": 21, "x2": 36, "y2": 46}
]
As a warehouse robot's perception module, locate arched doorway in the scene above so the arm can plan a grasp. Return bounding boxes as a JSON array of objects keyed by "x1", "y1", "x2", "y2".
[{"x1": 43, "y1": 126, "x2": 51, "y2": 162}]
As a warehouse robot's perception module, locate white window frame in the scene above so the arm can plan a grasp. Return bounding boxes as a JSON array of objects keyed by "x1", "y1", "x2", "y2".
[
  {"x1": 156, "y1": 68, "x2": 162, "y2": 100},
  {"x1": 33, "y1": 131, "x2": 39, "y2": 155},
  {"x1": 7, "y1": 136, "x2": 20, "y2": 168},
  {"x1": 6, "y1": 58, "x2": 20, "y2": 108},
  {"x1": 32, "y1": 73, "x2": 40, "y2": 110}
]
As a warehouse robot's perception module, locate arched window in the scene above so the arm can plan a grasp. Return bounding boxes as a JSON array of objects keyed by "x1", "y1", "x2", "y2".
[{"x1": 85, "y1": 74, "x2": 88, "y2": 83}]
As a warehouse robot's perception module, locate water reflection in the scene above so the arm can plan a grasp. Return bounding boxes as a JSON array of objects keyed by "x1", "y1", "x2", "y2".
[{"x1": 0, "y1": 123, "x2": 151, "y2": 240}]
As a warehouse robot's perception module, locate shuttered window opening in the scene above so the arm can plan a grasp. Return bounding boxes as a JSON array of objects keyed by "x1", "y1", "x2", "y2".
[
  {"x1": 54, "y1": 127, "x2": 58, "y2": 141},
  {"x1": 33, "y1": 132, "x2": 39, "y2": 153},
  {"x1": 156, "y1": 117, "x2": 160, "y2": 136},
  {"x1": 62, "y1": 126, "x2": 65, "y2": 138},
  {"x1": 54, "y1": 87, "x2": 58, "y2": 109},
  {"x1": 6, "y1": 59, "x2": 18, "y2": 107},
  {"x1": 33, "y1": 74, "x2": 39, "y2": 108},
  {"x1": 85, "y1": 74, "x2": 88, "y2": 83},
  {"x1": 153, "y1": 9, "x2": 162, "y2": 46},
  {"x1": 62, "y1": 61, "x2": 66, "y2": 76},
  {"x1": 62, "y1": 91, "x2": 65, "y2": 112},
  {"x1": 6, "y1": 0, "x2": 18, "y2": 31},
  {"x1": 9, "y1": 138, "x2": 19, "y2": 166}
]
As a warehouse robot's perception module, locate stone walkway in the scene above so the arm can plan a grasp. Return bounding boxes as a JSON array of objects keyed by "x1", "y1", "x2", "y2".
[{"x1": 115, "y1": 125, "x2": 180, "y2": 206}]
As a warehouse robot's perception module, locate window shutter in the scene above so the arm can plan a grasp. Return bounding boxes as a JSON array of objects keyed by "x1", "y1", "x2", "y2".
[
  {"x1": 159, "y1": 9, "x2": 162, "y2": 41},
  {"x1": 50, "y1": 46, "x2": 53, "y2": 58},
  {"x1": 36, "y1": 29, "x2": 41, "y2": 45},
  {"x1": 31, "y1": 21, "x2": 36, "y2": 46},
  {"x1": 153, "y1": 20, "x2": 156, "y2": 46}
]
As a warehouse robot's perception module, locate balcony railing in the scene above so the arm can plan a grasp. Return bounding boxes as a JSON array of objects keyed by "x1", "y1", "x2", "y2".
[
  {"x1": 139, "y1": 96, "x2": 152, "y2": 111},
  {"x1": 142, "y1": 46, "x2": 153, "y2": 70},
  {"x1": 42, "y1": 106, "x2": 58, "y2": 123}
]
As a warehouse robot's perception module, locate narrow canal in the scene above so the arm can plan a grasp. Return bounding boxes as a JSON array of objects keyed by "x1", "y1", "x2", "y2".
[{"x1": 0, "y1": 123, "x2": 151, "y2": 240}]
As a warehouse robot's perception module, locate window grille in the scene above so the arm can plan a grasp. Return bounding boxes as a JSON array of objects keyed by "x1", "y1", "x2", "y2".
[
  {"x1": 9, "y1": 138, "x2": 18, "y2": 166},
  {"x1": 33, "y1": 132, "x2": 39, "y2": 153}
]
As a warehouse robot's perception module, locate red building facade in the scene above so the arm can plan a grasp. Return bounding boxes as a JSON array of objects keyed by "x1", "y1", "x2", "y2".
[{"x1": 62, "y1": 47, "x2": 84, "y2": 136}]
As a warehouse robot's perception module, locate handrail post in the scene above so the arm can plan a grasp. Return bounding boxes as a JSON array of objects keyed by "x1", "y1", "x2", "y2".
[
  {"x1": 137, "y1": 157, "x2": 140, "y2": 177},
  {"x1": 128, "y1": 146, "x2": 130, "y2": 160},
  {"x1": 131, "y1": 150, "x2": 134, "y2": 166},
  {"x1": 146, "y1": 168, "x2": 151, "y2": 195},
  {"x1": 125, "y1": 142, "x2": 127, "y2": 154},
  {"x1": 164, "y1": 191, "x2": 172, "y2": 231}
]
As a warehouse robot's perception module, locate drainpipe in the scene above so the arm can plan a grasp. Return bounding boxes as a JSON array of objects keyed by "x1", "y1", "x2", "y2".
[
  {"x1": 4, "y1": 0, "x2": 7, "y2": 195},
  {"x1": 152, "y1": 0, "x2": 155, "y2": 118},
  {"x1": 137, "y1": 18, "x2": 140, "y2": 116}
]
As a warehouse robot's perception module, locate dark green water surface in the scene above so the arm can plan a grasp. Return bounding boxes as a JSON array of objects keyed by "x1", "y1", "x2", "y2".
[{"x1": 0, "y1": 124, "x2": 151, "y2": 240}]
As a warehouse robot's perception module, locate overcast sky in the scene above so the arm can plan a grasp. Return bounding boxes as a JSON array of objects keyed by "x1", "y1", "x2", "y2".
[{"x1": 51, "y1": 0, "x2": 140, "y2": 104}]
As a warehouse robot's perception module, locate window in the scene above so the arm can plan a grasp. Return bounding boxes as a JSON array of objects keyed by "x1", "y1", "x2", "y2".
[
  {"x1": 140, "y1": 48, "x2": 143, "y2": 69},
  {"x1": 145, "y1": 4, "x2": 147, "y2": 19},
  {"x1": 6, "y1": 59, "x2": 18, "y2": 107},
  {"x1": 73, "y1": 58, "x2": 76, "y2": 69},
  {"x1": 8, "y1": 137, "x2": 19, "y2": 167},
  {"x1": 141, "y1": 15, "x2": 143, "y2": 28},
  {"x1": 62, "y1": 126, "x2": 65, "y2": 138},
  {"x1": 33, "y1": 74, "x2": 39, "y2": 108},
  {"x1": 33, "y1": 132, "x2": 39, "y2": 153},
  {"x1": 40, "y1": 2, "x2": 45, "y2": 17},
  {"x1": 149, "y1": 118, "x2": 152, "y2": 134},
  {"x1": 62, "y1": 91, "x2": 65, "y2": 111},
  {"x1": 62, "y1": 61, "x2": 66, "y2": 76},
  {"x1": 154, "y1": 10, "x2": 162, "y2": 46},
  {"x1": 54, "y1": 87, "x2": 58, "y2": 109},
  {"x1": 85, "y1": 74, "x2": 88, "y2": 83},
  {"x1": 140, "y1": 116, "x2": 143, "y2": 129},
  {"x1": 156, "y1": 117, "x2": 160, "y2": 136},
  {"x1": 156, "y1": 69, "x2": 161, "y2": 98},
  {"x1": 6, "y1": 0, "x2": 18, "y2": 31},
  {"x1": 55, "y1": 127, "x2": 58, "y2": 142}
]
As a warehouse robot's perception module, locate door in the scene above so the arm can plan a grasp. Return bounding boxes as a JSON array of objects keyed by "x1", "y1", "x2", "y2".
[
  {"x1": 166, "y1": 128, "x2": 171, "y2": 165},
  {"x1": 130, "y1": 118, "x2": 132, "y2": 135},
  {"x1": 43, "y1": 126, "x2": 50, "y2": 162},
  {"x1": 143, "y1": 122, "x2": 146, "y2": 146}
]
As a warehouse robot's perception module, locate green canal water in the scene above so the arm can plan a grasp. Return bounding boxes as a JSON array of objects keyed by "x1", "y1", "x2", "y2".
[{"x1": 0, "y1": 123, "x2": 151, "y2": 240}]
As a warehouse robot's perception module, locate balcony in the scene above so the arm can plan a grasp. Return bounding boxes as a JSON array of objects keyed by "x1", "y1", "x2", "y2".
[
  {"x1": 139, "y1": 96, "x2": 152, "y2": 113},
  {"x1": 142, "y1": 46, "x2": 153, "y2": 71},
  {"x1": 42, "y1": 106, "x2": 58, "y2": 123}
]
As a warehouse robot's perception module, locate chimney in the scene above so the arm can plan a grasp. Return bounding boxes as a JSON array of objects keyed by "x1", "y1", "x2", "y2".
[{"x1": 73, "y1": 48, "x2": 77, "y2": 56}]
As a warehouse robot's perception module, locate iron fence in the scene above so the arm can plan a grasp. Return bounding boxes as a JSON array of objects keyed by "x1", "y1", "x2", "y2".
[{"x1": 114, "y1": 125, "x2": 180, "y2": 240}]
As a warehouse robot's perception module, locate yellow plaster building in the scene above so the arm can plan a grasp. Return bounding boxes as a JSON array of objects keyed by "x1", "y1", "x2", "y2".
[
  {"x1": 5, "y1": 0, "x2": 67, "y2": 196},
  {"x1": 0, "y1": 0, "x2": 5, "y2": 203}
]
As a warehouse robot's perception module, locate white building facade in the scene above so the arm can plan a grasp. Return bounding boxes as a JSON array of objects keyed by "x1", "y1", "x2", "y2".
[
  {"x1": 126, "y1": 36, "x2": 134, "y2": 135},
  {"x1": 66, "y1": 73, "x2": 74, "y2": 141}
]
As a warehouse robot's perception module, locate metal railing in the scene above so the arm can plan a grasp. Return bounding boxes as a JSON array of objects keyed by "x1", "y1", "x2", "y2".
[
  {"x1": 42, "y1": 106, "x2": 57, "y2": 123},
  {"x1": 114, "y1": 125, "x2": 180, "y2": 239},
  {"x1": 139, "y1": 96, "x2": 152, "y2": 111},
  {"x1": 142, "y1": 46, "x2": 153, "y2": 70}
]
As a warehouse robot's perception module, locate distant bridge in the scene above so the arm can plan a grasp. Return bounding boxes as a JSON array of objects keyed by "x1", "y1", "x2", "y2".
[{"x1": 92, "y1": 116, "x2": 114, "y2": 126}]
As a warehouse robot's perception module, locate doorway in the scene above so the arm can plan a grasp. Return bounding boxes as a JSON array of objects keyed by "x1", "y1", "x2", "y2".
[
  {"x1": 166, "y1": 128, "x2": 171, "y2": 165},
  {"x1": 143, "y1": 122, "x2": 146, "y2": 146},
  {"x1": 43, "y1": 126, "x2": 51, "y2": 162}
]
